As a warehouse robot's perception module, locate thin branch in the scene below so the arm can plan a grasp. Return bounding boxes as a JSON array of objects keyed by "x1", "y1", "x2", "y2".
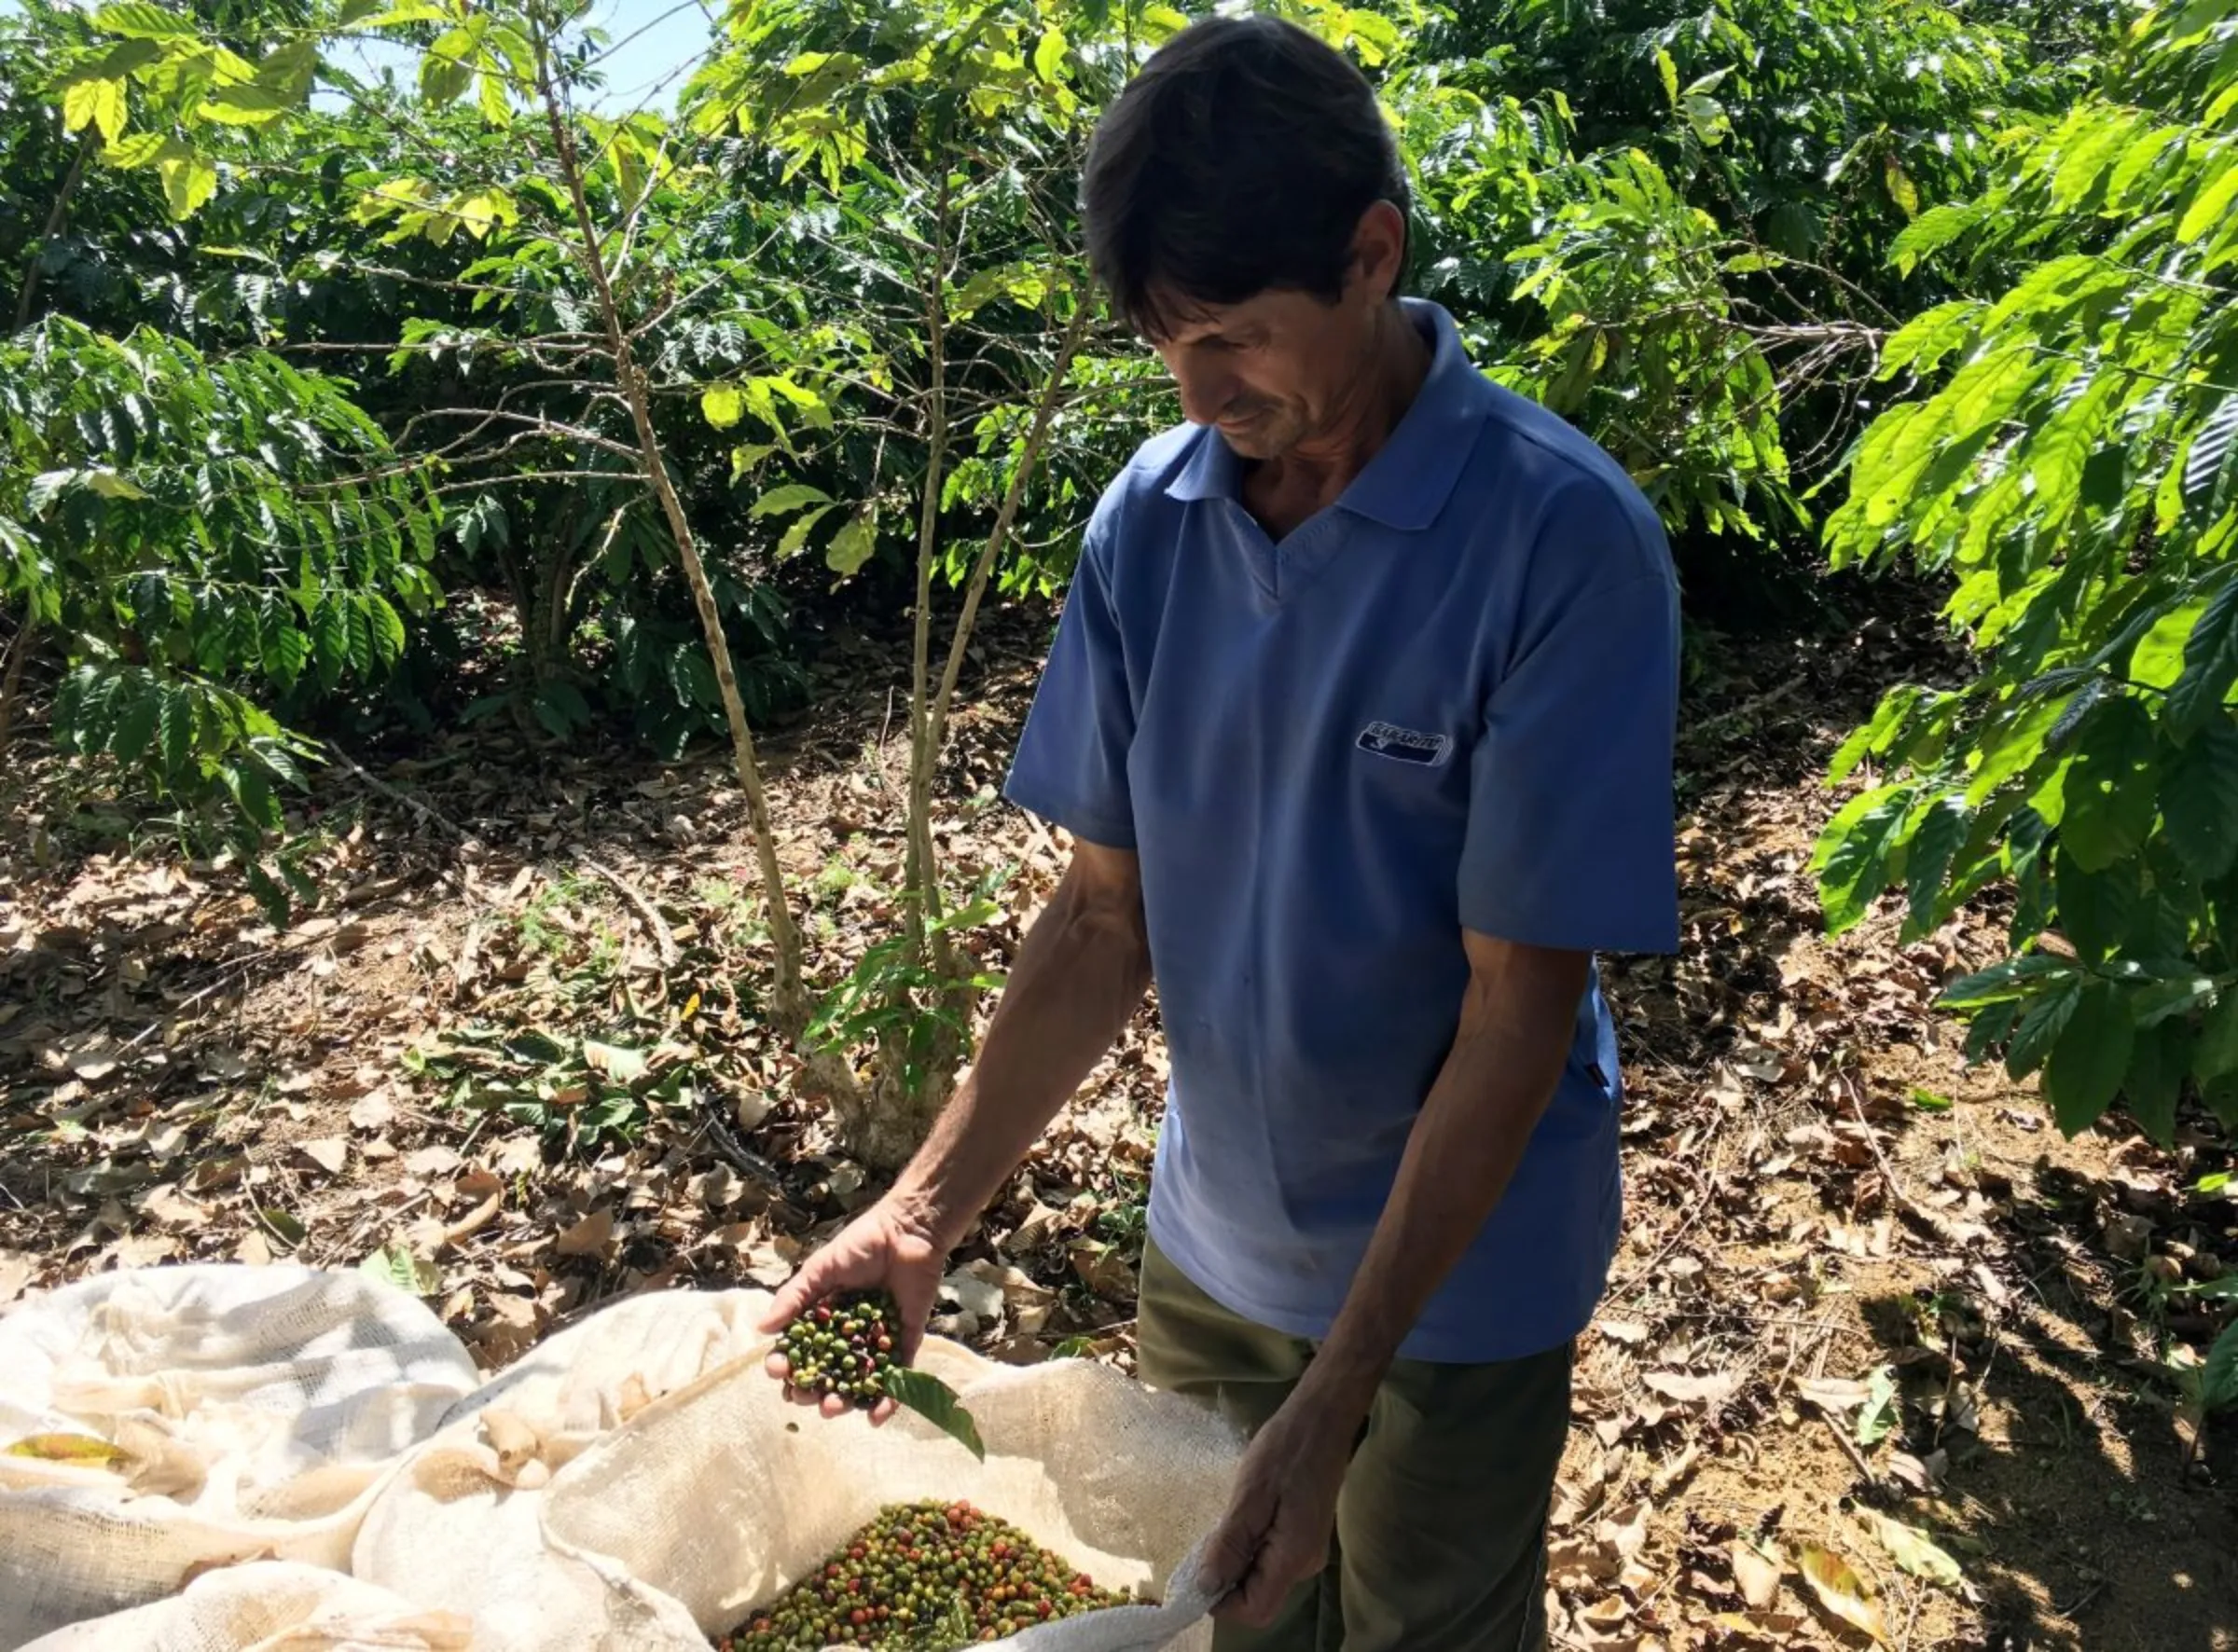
[
  {"x1": 928, "y1": 297, "x2": 1092, "y2": 762},
  {"x1": 14, "y1": 131, "x2": 91, "y2": 331}
]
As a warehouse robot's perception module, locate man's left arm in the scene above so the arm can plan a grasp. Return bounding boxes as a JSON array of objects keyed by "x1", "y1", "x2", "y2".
[
  {"x1": 1201, "y1": 931, "x2": 1587, "y2": 1626},
  {"x1": 1203, "y1": 488, "x2": 1681, "y2": 1626}
]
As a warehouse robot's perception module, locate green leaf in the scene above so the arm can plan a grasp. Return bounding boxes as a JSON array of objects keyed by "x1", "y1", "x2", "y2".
[
  {"x1": 358, "y1": 1243, "x2": 441, "y2": 1296},
  {"x1": 421, "y1": 42, "x2": 474, "y2": 105},
  {"x1": 1656, "y1": 48, "x2": 1678, "y2": 108},
  {"x1": 826, "y1": 512, "x2": 876, "y2": 578},
  {"x1": 1941, "y1": 953, "x2": 2075, "y2": 1008},
  {"x1": 93, "y1": 2, "x2": 194, "y2": 37},
  {"x1": 2178, "y1": 159, "x2": 2238, "y2": 244},
  {"x1": 1856, "y1": 1364, "x2": 1899, "y2": 1447},
  {"x1": 157, "y1": 147, "x2": 218, "y2": 218},
  {"x1": 2007, "y1": 976, "x2": 2082, "y2": 1081},
  {"x1": 159, "y1": 683, "x2": 193, "y2": 777},
  {"x1": 701, "y1": 384, "x2": 745, "y2": 429},
  {"x1": 2042, "y1": 981, "x2": 2134, "y2": 1136},
  {"x1": 312, "y1": 597, "x2": 349, "y2": 681},
  {"x1": 1033, "y1": 25, "x2": 1068, "y2": 81},
  {"x1": 2162, "y1": 718, "x2": 2238, "y2": 881},
  {"x1": 2054, "y1": 844, "x2": 2139, "y2": 964},
  {"x1": 104, "y1": 131, "x2": 166, "y2": 168},
  {"x1": 1884, "y1": 154, "x2": 1920, "y2": 219},
  {"x1": 1909, "y1": 1088, "x2": 1954, "y2": 1113},
  {"x1": 1811, "y1": 784, "x2": 1914, "y2": 934},
  {"x1": 2197, "y1": 989, "x2": 2238, "y2": 1081},
  {"x1": 2168, "y1": 573, "x2": 2238, "y2": 740},
  {"x1": 1829, "y1": 685, "x2": 1924, "y2": 785},
  {"x1": 880, "y1": 1367, "x2": 985, "y2": 1460},
  {"x1": 2122, "y1": 1015, "x2": 2191, "y2": 1147},
  {"x1": 83, "y1": 468, "x2": 147, "y2": 501},
  {"x1": 1900, "y1": 794, "x2": 1969, "y2": 940},
  {"x1": 366, "y1": 595, "x2": 407, "y2": 666},
  {"x1": 582, "y1": 1039, "x2": 648, "y2": 1084},
  {"x1": 2204, "y1": 1320, "x2": 2238, "y2": 1414},
  {"x1": 2059, "y1": 696, "x2": 2158, "y2": 872},
  {"x1": 1864, "y1": 1511, "x2": 1965, "y2": 1591},
  {"x1": 197, "y1": 83, "x2": 294, "y2": 125},
  {"x1": 749, "y1": 483, "x2": 833, "y2": 519},
  {"x1": 775, "y1": 503, "x2": 836, "y2": 559},
  {"x1": 112, "y1": 687, "x2": 160, "y2": 766},
  {"x1": 62, "y1": 76, "x2": 129, "y2": 145}
]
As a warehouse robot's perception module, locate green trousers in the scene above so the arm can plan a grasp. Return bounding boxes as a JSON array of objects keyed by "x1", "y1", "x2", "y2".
[{"x1": 1134, "y1": 1239, "x2": 1570, "y2": 1652}]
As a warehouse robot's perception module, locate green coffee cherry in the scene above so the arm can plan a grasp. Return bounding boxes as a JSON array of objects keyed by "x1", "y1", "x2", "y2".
[{"x1": 721, "y1": 1500, "x2": 1137, "y2": 1650}]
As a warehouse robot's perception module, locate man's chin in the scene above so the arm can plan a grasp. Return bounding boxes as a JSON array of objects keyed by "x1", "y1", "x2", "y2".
[{"x1": 1217, "y1": 420, "x2": 1286, "y2": 461}]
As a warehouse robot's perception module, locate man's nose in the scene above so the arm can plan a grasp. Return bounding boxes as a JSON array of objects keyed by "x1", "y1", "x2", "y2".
[{"x1": 1171, "y1": 364, "x2": 1235, "y2": 427}]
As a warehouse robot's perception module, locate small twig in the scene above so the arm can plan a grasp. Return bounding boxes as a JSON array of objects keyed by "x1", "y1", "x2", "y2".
[
  {"x1": 574, "y1": 851, "x2": 679, "y2": 972},
  {"x1": 2054, "y1": 1578, "x2": 2106, "y2": 1620},
  {"x1": 330, "y1": 745, "x2": 487, "y2": 853},
  {"x1": 1846, "y1": 1076, "x2": 1969, "y2": 1248},
  {"x1": 1819, "y1": 1409, "x2": 1882, "y2": 1491},
  {"x1": 1682, "y1": 679, "x2": 1803, "y2": 747}
]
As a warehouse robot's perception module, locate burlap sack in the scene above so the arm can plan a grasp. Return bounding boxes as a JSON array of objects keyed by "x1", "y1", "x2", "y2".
[
  {"x1": 532, "y1": 1328, "x2": 1244, "y2": 1651},
  {"x1": 0, "y1": 1263, "x2": 481, "y2": 1648},
  {"x1": 350, "y1": 1288, "x2": 780, "y2": 1652},
  {"x1": 16, "y1": 1561, "x2": 477, "y2": 1651}
]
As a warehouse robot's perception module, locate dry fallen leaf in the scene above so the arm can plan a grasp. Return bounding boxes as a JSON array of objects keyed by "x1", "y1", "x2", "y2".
[
  {"x1": 1799, "y1": 1543, "x2": 1888, "y2": 1645},
  {"x1": 5, "y1": 1432, "x2": 126, "y2": 1467},
  {"x1": 556, "y1": 1207, "x2": 615, "y2": 1257},
  {"x1": 1598, "y1": 1319, "x2": 1651, "y2": 1345},
  {"x1": 349, "y1": 1090, "x2": 396, "y2": 1132},
  {"x1": 1796, "y1": 1377, "x2": 1870, "y2": 1411},
  {"x1": 1597, "y1": 1497, "x2": 1651, "y2": 1563},
  {"x1": 297, "y1": 1137, "x2": 349, "y2": 1176},
  {"x1": 407, "y1": 1145, "x2": 463, "y2": 1178},
  {"x1": 1643, "y1": 1369, "x2": 1740, "y2": 1408},
  {"x1": 1732, "y1": 1543, "x2": 1782, "y2": 1610},
  {"x1": 1862, "y1": 1510, "x2": 1967, "y2": 1592}
]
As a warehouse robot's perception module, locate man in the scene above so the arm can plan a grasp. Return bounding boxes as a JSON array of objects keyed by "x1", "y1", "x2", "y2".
[{"x1": 762, "y1": 15, "x2": 1679, "y2": 1650}]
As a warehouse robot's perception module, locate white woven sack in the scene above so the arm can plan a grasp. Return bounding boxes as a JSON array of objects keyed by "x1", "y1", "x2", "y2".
[
  {"x1": 533, "y1": 1328, "x2": 1245, "y2": 1652},
  {"x1": 349, "y1": 1287, "x2": 782, "y2": 1652},
  {"x1": 17, "y1": 1561, "x2": 478, "y2": 1651},
  {"x1": 0, "y1": 1263, "x2": 482, "y2": 1649}
]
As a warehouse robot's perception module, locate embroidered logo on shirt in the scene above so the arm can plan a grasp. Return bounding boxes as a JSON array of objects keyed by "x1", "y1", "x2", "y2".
[{"x1": 1355, "y1": 721, "x2": 1453, "y2": 766}]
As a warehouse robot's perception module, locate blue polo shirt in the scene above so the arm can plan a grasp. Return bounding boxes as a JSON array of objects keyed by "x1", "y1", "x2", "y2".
[{"x1": 1003, "y1": 297, "x2": 1679, "y2": 1363}]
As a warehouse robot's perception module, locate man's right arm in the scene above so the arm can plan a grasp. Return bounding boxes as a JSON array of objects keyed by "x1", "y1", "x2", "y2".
[
  {"x1": 759, "y1": 839, "x2": 1152, "y2": 1380},
  {"x1": 890, "y1": 838, "x2": 1153, "y2": 1250}
]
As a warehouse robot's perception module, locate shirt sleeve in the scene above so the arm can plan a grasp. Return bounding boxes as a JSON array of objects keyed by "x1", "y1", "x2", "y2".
[
  {"x1": 1002, "y1": 518, "x2": 1139, "y2": 850},
  {"x1": 1458, "y1": 489, "x2": 1681, "y2": 956}
]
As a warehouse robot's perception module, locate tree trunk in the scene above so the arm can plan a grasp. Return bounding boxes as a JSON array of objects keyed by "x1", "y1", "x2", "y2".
[
  {"x1": 0, "y1": 611, "x2": 36, "y2": 761},
  {"x1": 13, "y1": 133, "x2": 90, "y2": 332},
  {"x1": 531, "y1": 29, "x2": 813, "y2": 1037}
]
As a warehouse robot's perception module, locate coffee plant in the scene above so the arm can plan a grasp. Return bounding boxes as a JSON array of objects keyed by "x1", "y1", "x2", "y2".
[{"x1": 1810, "y1": 0, "x2": 2238, "y2": 1146}]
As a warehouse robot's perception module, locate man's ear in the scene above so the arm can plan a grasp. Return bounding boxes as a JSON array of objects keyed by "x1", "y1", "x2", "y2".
[{"x1": 1348, "y1": 200, "x2": 1408, "y2": 303}]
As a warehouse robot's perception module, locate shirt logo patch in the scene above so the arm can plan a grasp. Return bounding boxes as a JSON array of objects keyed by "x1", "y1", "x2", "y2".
[{"x1": 1356, "y1": 721, "x2": 1453, "y2": 767}]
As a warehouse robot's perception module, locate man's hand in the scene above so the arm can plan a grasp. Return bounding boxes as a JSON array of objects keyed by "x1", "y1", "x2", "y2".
[
  {"x1": 756, "y1": 1194, "x2": 947, "y2": 1425},
  {"x1": 1201, "y1": 1384, "x2": 1359, "y2": 1628}
]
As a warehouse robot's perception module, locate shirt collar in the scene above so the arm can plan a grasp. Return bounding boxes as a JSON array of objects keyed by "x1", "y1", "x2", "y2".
[{"x1": 1162, "y1": 297, "x2": 1490, "y2": 531}]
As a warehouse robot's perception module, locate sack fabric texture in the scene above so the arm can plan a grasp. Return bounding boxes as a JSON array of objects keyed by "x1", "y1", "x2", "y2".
[{"x1": 0, "y1": 1265, "x2": 1245, "y2": 1652}]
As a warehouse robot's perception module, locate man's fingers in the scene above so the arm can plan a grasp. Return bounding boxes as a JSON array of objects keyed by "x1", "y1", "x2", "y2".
[
  {"x1": 761, "y1": 1271, "x2": 823, "y2": 1334},
  {"x1": 765, "y1": 1352, "x2": 790, "y2": 1381}
]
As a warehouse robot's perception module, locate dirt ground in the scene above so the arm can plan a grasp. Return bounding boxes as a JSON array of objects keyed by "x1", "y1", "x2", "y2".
[{"x1": 3, "y1": 592, "x2": 2233, "y2": 1651}]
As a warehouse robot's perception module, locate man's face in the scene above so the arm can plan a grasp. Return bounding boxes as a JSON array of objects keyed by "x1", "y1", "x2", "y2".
[{"x1": 1147, "y1": 283, "x2": 1380, "y2": 462}]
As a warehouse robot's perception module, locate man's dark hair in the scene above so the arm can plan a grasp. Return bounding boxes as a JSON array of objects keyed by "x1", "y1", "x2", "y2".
[{"x1": 1080, "y1": 15, "x2": 1409, "y2": 339}]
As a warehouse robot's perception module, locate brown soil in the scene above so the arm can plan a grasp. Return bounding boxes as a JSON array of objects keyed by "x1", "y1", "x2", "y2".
[{"x1": 3, "y1": 594, "x2": 2233, "y2": 1652}]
